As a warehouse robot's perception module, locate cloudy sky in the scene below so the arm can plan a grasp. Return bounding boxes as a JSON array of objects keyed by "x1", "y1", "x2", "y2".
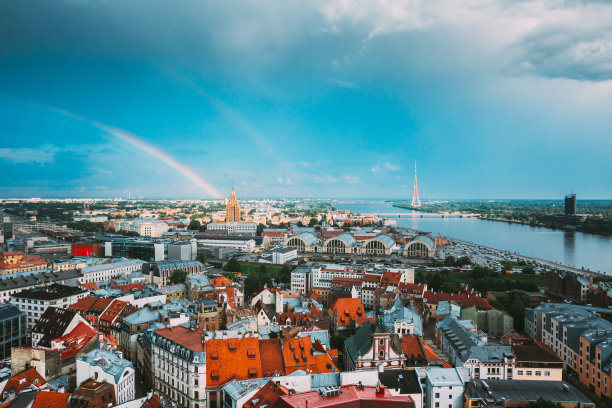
[{"x1": 1, "y1": 0, "x2": 611, "y2": 199}]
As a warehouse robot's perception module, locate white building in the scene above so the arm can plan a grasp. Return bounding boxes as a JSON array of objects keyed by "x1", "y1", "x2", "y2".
[
  {"x1": 290, "y1": 266, "x2": 312, "y2": 295},
  {"x1": 79, "y1": 259, "x2": 145, "y2": 284},
  {"x1": 207, "y1": 222, "x2": 257, "y2": 235},
  {"x1": 152, "y1": 325, "x2": 207, "y2": 408},
  {"x1": 196, "y1": 237, "x2": 256, "y2": 253},
  {"x1": 115, "y1": 219, "x2": 169, "y2": 237},
  {"x1": 415, "y1": 367, "x2": 469, "y2": 408},
  {"x1": 311, "y1": 264, "x2": 364, "y2": 289},
  {"x1": 11, "y1": 283, "x2": 88, "y2": 329},
  {"x1": 272, "y1": 248, "x2": 297, "y2": 264},
  {"x1": 77, "y1": 346, "x2": 135, "y2": 404},
  {"x1": 437, "y1": 316, "x2": 515, "y2": 380}
]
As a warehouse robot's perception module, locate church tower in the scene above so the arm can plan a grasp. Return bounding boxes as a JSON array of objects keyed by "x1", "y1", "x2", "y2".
[{"x1": 225, "y1": 185, "x2": 241, "y2": 222}]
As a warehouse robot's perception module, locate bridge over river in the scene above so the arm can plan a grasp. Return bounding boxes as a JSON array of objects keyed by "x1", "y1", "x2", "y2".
[{"x1": 372, "y1": 212, "x2": 481, "y2": 218}]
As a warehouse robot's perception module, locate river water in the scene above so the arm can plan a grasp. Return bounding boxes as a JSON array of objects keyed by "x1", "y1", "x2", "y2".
[{"x1": 335, "y1": 201, "x2": 612, "y2": 275}]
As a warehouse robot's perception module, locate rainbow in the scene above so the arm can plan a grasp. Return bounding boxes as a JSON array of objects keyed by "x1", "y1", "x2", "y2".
[
  {"x1": 94, "y1": 122, "x2": 223, "y2": 199},
  {"x1": 47, "y1": 105, "x2": 223, "y2": 199}
]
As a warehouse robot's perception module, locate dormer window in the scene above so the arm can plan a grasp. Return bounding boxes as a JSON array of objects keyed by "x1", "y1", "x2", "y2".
[{"x1": 210, "y1": 350, "x2": 219, "y2": 360}]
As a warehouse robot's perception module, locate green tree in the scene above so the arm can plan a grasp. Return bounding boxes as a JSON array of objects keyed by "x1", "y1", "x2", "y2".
[
  {"x1": 297, "y1": 221, "x2": 304, "y2": 227},
  {"x1": 443, "y1": 256, "x2": 456, "y2": 267},
  {"x1": 223, "y1": 256, "x2": 241, "y2": 272},
  {"x1": 430, "y1": 274, "x2": 442, "y2": 291},
  {"x1": 256, "y1": 223, "x2": 266, "y2": 236},
  {"x1": 279, "y1": 265, "x2": 292, "y2": 283},
  {"x1": 308, "y1": 217, "x2": 318, "y2": 227},
  {"x1": 196, "y1": 252, "x2": 207, "y2": 264},
  {"x1": 169, "y1": 268, "x2": 188, "y2": 284},
  {"x1": 188, "y1": 219, "x2": 201, "y2": 230},
  {"x1": 440, "y1": 281, "x2": 459, "y2": 293}
]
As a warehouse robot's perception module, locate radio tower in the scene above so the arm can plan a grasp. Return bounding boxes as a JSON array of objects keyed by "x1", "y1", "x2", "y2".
[{"x1": 411, "y1": 162, "x2": 421, "y2": 207}]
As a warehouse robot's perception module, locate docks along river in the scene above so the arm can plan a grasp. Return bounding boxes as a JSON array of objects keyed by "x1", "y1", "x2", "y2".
[{"x1": 335, "y1": 201, "x2": 612, "y2": 275}]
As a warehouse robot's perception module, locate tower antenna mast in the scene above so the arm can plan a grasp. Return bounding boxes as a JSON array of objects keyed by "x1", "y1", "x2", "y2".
[{"x1": 411, "y1": 161, "x2": 421, "y2": 207}]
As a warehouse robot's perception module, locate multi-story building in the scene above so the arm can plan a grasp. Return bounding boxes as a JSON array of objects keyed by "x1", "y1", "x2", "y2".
[
  {"x1": 0, "y1": 251, "x2": 47, "y2": 275},
  {"x1": 0, "y1": 268, "x2": 82, "y2": 304},
  {"x1": 272, "y1": 248, "x2": 297, "y2": 264},
  {"x1": 414, "y1": 367, "x2": 469, "y2": 408},
  {"x1": 96, "y1": 236, "x2": 166, "y2": 261},
  {"x1": 196, "y1": 236, "x2": 256, "y2": 253},
  {"x1": 225, "y1": 186, "x2": 242, "y2": 222},
  {"x1": 207, "y1": 222, "x2": 257, "y2": 235},
  {"x1": 0, "y1": 304, "x2": 27, "y2": 360},
  {"x1": 76, "y1": 347, "x2": 135, "y2": 404},
  {"x1": 115, "y1": 219, "x2": 169, "y2": 237},
  {"x1": 261, "y1": 228, "x2": 288, "y2": 248},
  {"x1": 143, "y1": 260, "x2": 204, "y2": 287},
  {"x1": 525, "y1": 303, "x2": 612, "y2": 398},
  {"x1": 437, "y1": 316, "x2": 514, "y2": 380},
  {"x1": 151, "y1": 325, "x2": 207, "y2": 408},
  {"x1": 79, "y1": 259, "x2": 145, "y2": 284},
  {"x1": 511, "y1": 338, "x2": 563, "y2": 381},
  {"x1": 11, "y1": 284, "x2": 88, "y2": 329},
  {"x1": 464, "y1": 379, "x2": 594, "y2": 408},
  {"x1": 290, "y1": 266, "x2": 311, "y2": 295},
  {"x1": 459, "y1": 306, "x2": 514, "y2": 337}
]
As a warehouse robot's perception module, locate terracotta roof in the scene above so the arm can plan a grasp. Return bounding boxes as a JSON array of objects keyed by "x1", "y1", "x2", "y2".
[
  {"x1": 210, "y1": 277, "x2": 233, "y2": 288},
  {"x1": 244, "y1": 380, "x2": 289, "y2": 408},
  {"x1": 400, "y1": 336, "x2": 425, "y2": 361},
  {"x1": 53, "y1": 321, "x2": 98, "y2": 357},
  {"x1": 69, "y1": 297, "x2": 112, "y2": 315},
  {"x1": 258, "y1": 339, "x2": 286, "y2": 377},
  {"x1": 99, "y1": 300, "x2": 135, "y2": 323},
  {"x1": 216, "y1": 287, "x2": 237, "y2": 309},
  {"x1": 0, "y1": 253, "x2": 46, "y2": 270},
  {"x1": 111, "y1": 283, "x2": 143, "y2": 293},
  {"x1": 141, "y1": 395, "x2": 165, "y2": 408},
  {"x1": 2, "y1": 368, "x2": 46, "y2": 396},
  {"x1": 154, "y1": 325, "x2": 205, "y2": 352},
  {"x1": 331, "y1": 298, "x2": 368, "y2": 327},
  {"x1": 31, "y1": 391, "x2": 70, "y2": 408},
  {"x1": 281, "y1": 337, "x2": 338, "y2": 374},
  {"x1": 398, "y1": 283, "x2": 427, "y2": 295},
  {"x1": 276, "y1": 384, "x2": 413, "y2": 408},
  {"x1": 423, "y1": 292, "x2": 493, "y2": 310},
  {"x1": 380, "y1": 272, "x2": 401, "y2": 286},
  {"x1": 79, "y1": 282, "x2": 98, "y2": 291},
  {"x1": 205, "y1": 337, "x2": 262, "y2": 389}
]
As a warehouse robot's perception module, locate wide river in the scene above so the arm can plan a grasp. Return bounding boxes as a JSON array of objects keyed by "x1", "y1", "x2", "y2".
[{"x1": 335, "y1": 201, "x2": 612, "y2": 275}]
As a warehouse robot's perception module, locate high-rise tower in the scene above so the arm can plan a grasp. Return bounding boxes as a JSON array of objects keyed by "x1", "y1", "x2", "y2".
[
  {"x1": 411, "y1": 162, "x2": 421, "y2": 207},
  {"x1": 225, "y1": 185, "x2": 241, "y2": 222}
]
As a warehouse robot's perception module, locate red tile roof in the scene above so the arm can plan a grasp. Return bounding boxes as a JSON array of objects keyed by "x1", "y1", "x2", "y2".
[
  {"x1": 154, "y1": 325, "x2": 205, "y2": 352},
  {"x1": 398, "y1": 283, "x2": 427, "y2": 295},
  {"x1": 281, "y1": 337, "x2": 338, "y2": 374},
  {"x1": 244, "y1": 380, "x2": 289, "y2": 408},
  {"x1": 400, "y1": 336, "x2": 425, "y2": 361},
  {"x1": 2, "y1": 368, "x2": 46, "y2": 396},
  {"x1": 205, "y1": 337, "x2": 262, "y2": 389},
  {"x1": 330, "y1": 298, "x2": 369, "y2": 327},
  {"x1": 31, "y1": 391, "x2": 70, "y2": 408},
  {"x1": 0, "y1": 252, "x2": 46, "y2": 270},
  {"x1": 111, "y1": 283, "x2": 143, "y2": 293},
  {"x1": 216, "y1": 287, "x2": 237, "y2": 309},
  {"x1": 79, "y1": 282, "x2": 98, "y2": 291},
  {"x1": 53, "y1": 322, "x2": 98, "y2": 357},
  {"x1": 423, "y1": 292, "x2": 493, "y2": 310},
  {"x1": 210, "y1": 277, "x2": 233, "y2": 288},
  {"x1": 259, "y1": 339, "x2": 286, "y2": 377},
  {"x1": 99, "y1": 300, "x2": 135, "y2": 324},
  {"x1": 141, "y1": 395, "x2": 166, "y2": 408},
  {"x1": 380, "y1": 272, "x2": 402, "y2": 286},
  {"x1": 276, "y1": 384, "x2": 413, "y2": 408}
]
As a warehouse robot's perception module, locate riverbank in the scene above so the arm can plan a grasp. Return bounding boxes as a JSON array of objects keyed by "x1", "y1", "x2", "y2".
[{"x1": 392, "y1": 203, "x2": 612, "y2": 236}]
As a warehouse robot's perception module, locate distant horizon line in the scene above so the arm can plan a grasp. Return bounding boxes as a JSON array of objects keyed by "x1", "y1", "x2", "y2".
[{"x1": 2, "y1": 196, "x2": 612, "y2": 201}]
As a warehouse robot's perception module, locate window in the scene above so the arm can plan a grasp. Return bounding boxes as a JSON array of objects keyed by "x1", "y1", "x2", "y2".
[
  {"x1": 435, "y1": 393, "x2": 440, "y2": 398},
  {"x1": 535, "y1": 371, "x2": 541, "y2": 377},
  {"x1": 544, "y1": 372, "x2": 550, "y2": 377}
]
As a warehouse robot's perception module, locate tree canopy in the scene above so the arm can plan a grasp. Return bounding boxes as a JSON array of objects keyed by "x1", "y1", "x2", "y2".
[{"x1": 169, "y1": 268, "x2": 188, "y2": 284}]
